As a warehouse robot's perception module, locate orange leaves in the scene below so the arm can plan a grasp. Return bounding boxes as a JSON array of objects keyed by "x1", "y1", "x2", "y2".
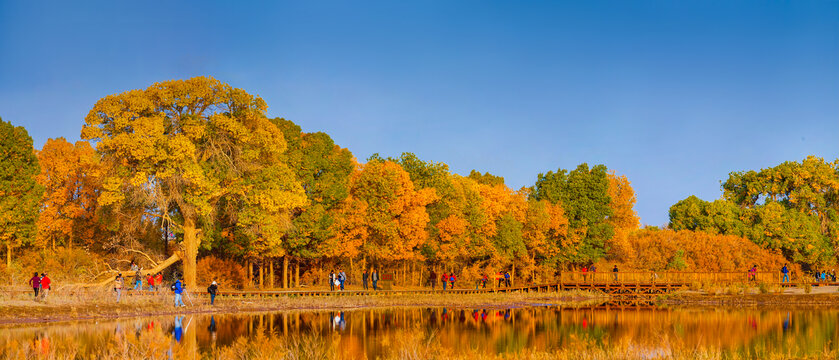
[
  {"x1": 615, "y1": 228, "x2": 789, "y2": 272},
  {"x1": 330, "y1": 160, "x2": 435, "y2": 261},
  {"x1": 35, "y1": 138, "x2": 102, "y2": 249}
]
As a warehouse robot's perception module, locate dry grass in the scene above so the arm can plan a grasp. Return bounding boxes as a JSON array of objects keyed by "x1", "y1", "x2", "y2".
[{"x1": 0, "y1": 288, "x2": 604, "y2": 324}]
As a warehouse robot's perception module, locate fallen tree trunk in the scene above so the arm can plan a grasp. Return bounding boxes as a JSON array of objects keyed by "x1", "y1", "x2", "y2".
[{"x1": 71, "y1": 252, "x2": 183, "y2": 289}]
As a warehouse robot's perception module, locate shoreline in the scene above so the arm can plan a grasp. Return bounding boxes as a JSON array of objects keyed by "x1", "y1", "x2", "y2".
[{"x1": 0, "y1": 291, "x2": 603, "y2": 326}]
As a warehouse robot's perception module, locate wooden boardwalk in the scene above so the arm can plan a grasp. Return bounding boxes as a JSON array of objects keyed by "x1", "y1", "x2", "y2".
[{"x1": 216, "y1": 280, "x2": 689, "y2": 299}]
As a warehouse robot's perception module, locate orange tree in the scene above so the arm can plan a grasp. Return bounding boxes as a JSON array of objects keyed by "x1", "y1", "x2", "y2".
[
  {"x1": 327, "y1": 159, "x2": 436, "y2": 270},
  {"x1": 35, "y1": 138, "x2": 102, "y2": 250}
]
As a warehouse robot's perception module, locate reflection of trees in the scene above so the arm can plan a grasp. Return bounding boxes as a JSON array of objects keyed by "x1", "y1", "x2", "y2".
[{"x1": 3, "y1": 307, "x2": 839, "y2": 358}]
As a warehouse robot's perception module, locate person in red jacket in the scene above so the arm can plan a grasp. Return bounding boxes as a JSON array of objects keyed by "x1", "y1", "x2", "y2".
[
  {"x1": 441, "y1": 273, "x2": 448, "y2": 290},
  {"x1": 155, "y1": 273, "x2": 163, "y2": 291},
  {"x1": 39, "y1": 273, "x2": 51, "y2": 300},
  {"x1": 147, "y1": 274, "x2": 155, "y2": 291}
]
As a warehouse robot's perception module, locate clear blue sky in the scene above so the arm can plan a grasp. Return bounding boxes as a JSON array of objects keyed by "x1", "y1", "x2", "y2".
[{"x1": 1, "y1": 1, "x2": 837, "y2": 226}]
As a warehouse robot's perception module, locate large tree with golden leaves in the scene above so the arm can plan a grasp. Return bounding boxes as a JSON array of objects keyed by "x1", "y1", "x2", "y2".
[{"x1": 81, "y1": 77, "x2": 306, "y2": 287}]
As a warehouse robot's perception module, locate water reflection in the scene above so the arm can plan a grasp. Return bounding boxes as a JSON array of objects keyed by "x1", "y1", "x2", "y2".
[{"x1": 1, "y1": 304, "x2": 839, "y2": 359}]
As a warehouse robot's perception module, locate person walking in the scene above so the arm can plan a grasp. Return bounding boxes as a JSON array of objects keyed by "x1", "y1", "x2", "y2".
[
  {"x1": 371, "y1": 269, "x2": 379, "y2": 290},
  {"x1": 40, "y1": 273, "x2": 51, "y2": 300},
  {"x1": 449, "y1": 274, "x2": 456, "y2": 289},
  {"x1": 147, "y1": 273, "x2": 155, "y2": 291},
  {"x1": 207, "y1": 280, "x2": 218, "y2": 305},
  {"x1": 362, "y1": 269, "x2": 369, "y2": 290},
  {"x1": 781, "y1": 264, "x2": 790, "y2": 283},
  {"x1": 441, "y1": 272, "x2": 448, "y2": 290},
  {"x1": 114, "y1": 274, "x2": 124, "y2": 302},
  {"x1": 173, "y1": 276, "x2": 185, "y2": 307},
  {"x1": 155, "y1": 273, "x2": 163, "y2": 291},
  {"x1": 329, "y1": 270, "x2": 336, "y2": 291},
  {"x1": 749, "y1": 265, "x2": 757, "y2": 282},
  {"x1": 497, "y1": 272, "x2": 504, "y2": 287},
  {"x1": 504, "y1": 272, "x2": 511, "y2": 287},
  {"x1": 28, "y1": 272, "x2": 41, "y2": 300},
  {"x1": 133, "y1": 269, "x2": 143, "y2": 291},
  {"x1": 481, "y1": 274, "x2": 488, "y2": 288},
  {"x1": 430, "y1": 270, "x2": 437, "y2": 290},
  {"x1": 612, "y1": 265, "x2": 619, "y2": 282},
  {"x1": 582, "y1": 265, "x2": 588, "y2": 282},
  {"x1": 338, "y1": 269, "x2": 347, "y2": 291}
]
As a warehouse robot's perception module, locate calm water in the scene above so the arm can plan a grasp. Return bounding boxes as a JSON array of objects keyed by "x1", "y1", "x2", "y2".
[{"x1": 2, "y1": 303, "x2": 839, "y2": 359}]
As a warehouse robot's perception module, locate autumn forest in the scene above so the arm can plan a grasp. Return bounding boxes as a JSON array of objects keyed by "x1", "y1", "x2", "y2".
[{"x1": 1, "y1": 77, "x2": 837, "y2": 289}]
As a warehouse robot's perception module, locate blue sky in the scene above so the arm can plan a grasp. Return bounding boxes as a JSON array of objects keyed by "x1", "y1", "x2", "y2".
[{"x1": 1, "y1": 1, "x2": 837, "y2": 226}]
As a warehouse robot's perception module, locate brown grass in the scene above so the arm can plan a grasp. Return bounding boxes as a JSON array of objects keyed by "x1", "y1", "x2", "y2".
[{"x1": 0, "y1": 288, "x2": 605, "y2": 324}]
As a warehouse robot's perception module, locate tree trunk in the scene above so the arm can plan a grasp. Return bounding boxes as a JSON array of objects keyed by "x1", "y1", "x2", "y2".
[
  {"x1": 269, "y1": 260, "x2": 274, "y2": 289},
  {"x1": 512, "y1": 262, "x2": 515, "y2": 287},
  {"x1": 247, "y1": 260, "x2": 253, "y2": 288},
  {"x1": 283, "y1": 256, "x2": 289, "y2": 289},
  {"x1": 350, "y1": 258, "x2": 354, "y2": 286},
  {"x1": 6, "y1": 244, "x2": 11, "y2": 268},
  {"x1": 183, "y1": 216, "x2": 199, "y2": 289},
  {"x1": 295, "y1": 261, "x2": 300, "y2": 288},
  {"x1": 68, "y1": 231, "x2": 73, "y2": 250},
  {"x1": 259, "y1": 262, "x2": 264, "y2": 289}
]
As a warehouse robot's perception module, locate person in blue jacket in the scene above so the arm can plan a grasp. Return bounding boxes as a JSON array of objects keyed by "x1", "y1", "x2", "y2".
[
  {"x1": 781, "y1": 264, "x2": 789, "y2": 283},
  {"x1": 173, "y1": 276, "x2": 186, "y2": 307}
]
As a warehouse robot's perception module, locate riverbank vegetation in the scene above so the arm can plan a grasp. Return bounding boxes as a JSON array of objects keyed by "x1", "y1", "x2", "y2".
[{"x1": 0, "y1": 76, "x2": 837, "y2": 292}]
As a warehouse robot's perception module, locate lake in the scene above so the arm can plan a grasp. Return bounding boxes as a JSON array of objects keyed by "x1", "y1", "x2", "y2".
[{"x1": 2, "y1": 303, "x2": 837, "y2": 359}]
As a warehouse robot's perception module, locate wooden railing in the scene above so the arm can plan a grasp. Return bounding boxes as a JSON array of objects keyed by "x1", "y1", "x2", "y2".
[{"x1": 555, "y1": 271, "x2": 797, "y2": 285}]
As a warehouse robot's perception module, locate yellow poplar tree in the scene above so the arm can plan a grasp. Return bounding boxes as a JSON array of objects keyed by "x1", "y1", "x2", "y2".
[{"x1": 81, "y1": 77, "x2": 305, "y2": 287}]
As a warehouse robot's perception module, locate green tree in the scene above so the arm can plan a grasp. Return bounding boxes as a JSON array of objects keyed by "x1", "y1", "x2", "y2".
[
  {"x1": 531, "y1": 163, "x2": 614, "y2": 265},
  {"x1": 0, "y1": 118, "x2": 43, "y2": 266},
  {"x1": 272, "y1": 118, "x2": 354, "y2": 285},
  {"x1": 468, "y1": 170, "x2": 505, "y2": 186}
]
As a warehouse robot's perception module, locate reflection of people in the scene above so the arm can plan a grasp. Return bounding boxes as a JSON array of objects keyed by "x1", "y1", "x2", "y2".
[
  {"x1": 783, "y1": 312, "x2": 790, "y2": 332},
  {"x1": 208, "y1": 316, "x2": 218, "y2": 345},
  {"x1": 173, "y1": 316, "x2": 183, "y2": 342}
]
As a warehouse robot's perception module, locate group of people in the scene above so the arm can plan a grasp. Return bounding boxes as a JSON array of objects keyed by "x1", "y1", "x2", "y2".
[
  {"x1": 329, "y1": 269, "x2": 381, "y2": 291},
  {"x1": 812, "y1": 269, "x2": 836, "y2": 283},
  {"x1": 328, "y1": 269, "x2": 347, "y2": 291},
  {"x1": 361, "y1": 269, "x2": 379, "y2": 290},
  {"x1": 27, "y1": 272, "x2": 51, "y2": 301}
]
